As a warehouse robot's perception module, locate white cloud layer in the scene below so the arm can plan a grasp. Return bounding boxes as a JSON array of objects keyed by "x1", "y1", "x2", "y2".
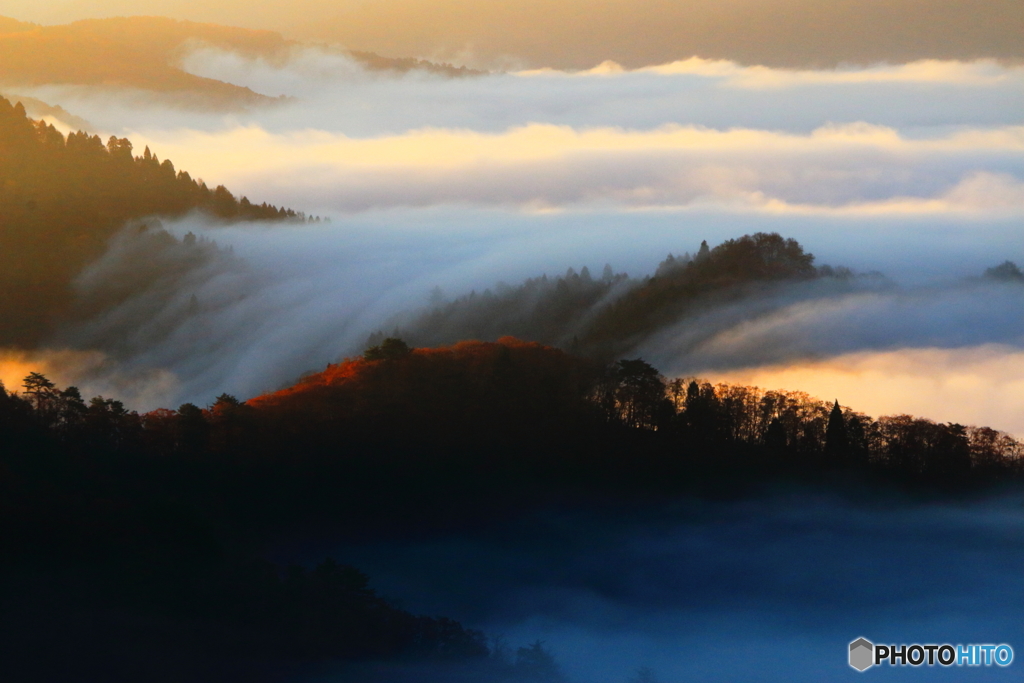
[
  {"x1": 112, "y1": 122, "x2": 1024, "y2": 215},
  {"x1": 17, "y1": 212, "x2": 1019, "y2": 430},
  {"x1": 7, "y1": 51, "x2": 1023, "y2": 434},
  {"x1": 524, "y1": 57, "x2": 1024, "y2": 88},
  {"x1": 17, "y1": 51, "x2": 1021, "y2": 218}
]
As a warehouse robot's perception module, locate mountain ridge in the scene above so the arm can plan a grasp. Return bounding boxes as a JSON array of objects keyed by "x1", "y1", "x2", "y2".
[{"x1": 0, "y1": 14, "x2": 481, "y2": 110}]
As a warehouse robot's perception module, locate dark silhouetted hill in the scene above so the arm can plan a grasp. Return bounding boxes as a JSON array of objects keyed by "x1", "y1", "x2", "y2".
[
  {"x1": 1, "y1": 335, "x2": 1021, "y2": 677},
  {"x1": 248, "y1": 337, "x2": 599, "y2": 453}
]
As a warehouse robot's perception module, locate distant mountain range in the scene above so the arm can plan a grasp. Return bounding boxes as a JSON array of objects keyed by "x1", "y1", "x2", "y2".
[
  {"x1": 0, "y1": 15, "x2": 481, "y2": 109},
  {"x1": 5, "y1": 0, "x2": 1021, "y2": 71},
  {"x1": 285, "y1": 0, "x2": 1024, "y2": 70}
]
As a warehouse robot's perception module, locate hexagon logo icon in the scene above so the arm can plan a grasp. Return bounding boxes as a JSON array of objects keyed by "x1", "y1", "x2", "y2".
[{"x1": 849, "y1": 637, "x2": 874, "y2": 672}]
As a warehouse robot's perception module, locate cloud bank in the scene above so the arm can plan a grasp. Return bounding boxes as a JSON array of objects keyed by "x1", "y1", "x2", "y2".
[
  {"x1": 1, "y1": 29, "x2": 1022, "y2": 683},
  {"x1": 127, "y1": 124, "x2": 1024, "y2": 215},
  {"x1": 20, "y1": 52, "x2": 1022, "y2": 220},
  {"x1": 5, "y1": 50, "x2": 1021, "y2": 438},
  {"x1": 26, "y1": 214, "x2": 1022, "y2": 438}
]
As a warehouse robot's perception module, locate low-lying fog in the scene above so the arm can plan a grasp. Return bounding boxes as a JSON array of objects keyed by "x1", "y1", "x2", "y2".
[
  {"x1": 3, "y1": 48, "x2": 1022, "y2": 435},
  {"x1": 1, "y1": 208, "x2": 1017, "y2": 436},
  {"x1": 1, "y1": 29, "x2": 1022, "y2": 683},
  {"x1": 278, "y1": 490, "x2": 1024, "y2": 682}
]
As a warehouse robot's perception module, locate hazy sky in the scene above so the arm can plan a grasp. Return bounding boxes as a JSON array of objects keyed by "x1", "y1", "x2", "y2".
[{"x1": 1, "y1": 0, "x2": 1022, "y2": 69}]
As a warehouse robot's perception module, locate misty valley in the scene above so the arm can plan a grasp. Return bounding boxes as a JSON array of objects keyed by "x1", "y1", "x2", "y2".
[{"x1": 2, "y1": 10, "x2": 1024, "y2": 683}]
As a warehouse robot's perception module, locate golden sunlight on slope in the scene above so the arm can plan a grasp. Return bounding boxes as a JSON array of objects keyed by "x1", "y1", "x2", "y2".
[
  {"x1": 704, "y1": 346, "x2": 1024, "y2": 438},
  {"x1": 0, "y1": 348, "x2": 180, "y2": 408}
]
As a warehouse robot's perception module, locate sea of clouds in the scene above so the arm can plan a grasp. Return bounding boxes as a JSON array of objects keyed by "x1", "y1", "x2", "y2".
[
  {"x1": 3, "y1": 49, "x2": 1022, "y2": 435},
  {"x1": 1, "y1": 43, "x2": 1023, "y2": 683},
  {"x1": 303, "y1": 490, "x2": 1024, "y2": 683}
]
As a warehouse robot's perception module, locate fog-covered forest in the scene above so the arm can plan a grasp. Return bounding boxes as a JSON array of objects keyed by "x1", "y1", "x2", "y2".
[
  {"x1": 376, "y1": 233, "x2": 866, "y2": 360},
  {"x1": 0, "y1": 95, "x2": 307, "y2": 345},
  {"x1": 2, "y1": 7, "x2": 1024, "y2": 681}
]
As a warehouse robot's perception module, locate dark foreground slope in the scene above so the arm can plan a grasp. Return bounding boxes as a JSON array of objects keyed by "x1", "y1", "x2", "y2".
[{"x1": 1, "y1": 338, "x2": 1021, "y2": 681}]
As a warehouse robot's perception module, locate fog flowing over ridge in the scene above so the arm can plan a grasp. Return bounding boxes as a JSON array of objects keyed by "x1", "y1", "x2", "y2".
[
  {"x1": 3, "y1": 48, "x2": 1022, "y2": 437},
  {"x1": 4, "y1": 16, "x2": 1024, "y2": 683},
  {"x1": 9, "y1": 213, "x2": 1018, "y2": 442}
]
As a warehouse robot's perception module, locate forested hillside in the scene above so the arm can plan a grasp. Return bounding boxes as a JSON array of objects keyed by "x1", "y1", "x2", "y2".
[
  {"x1": 0, "y1": 96, "x2": 302, "y2": 345},
  {"x1": 249, "y1": 337, "x2": 1024, "y2": 484},
  {"x1": 3, "y1": 338, "x2": 1019, "y2": 524},
  {"x1": 2, "y1": 336, "x2": 1021, "y2": 679},
  {"x1": 389, "y1": 233, "x2": 861, "y2": 360}
]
